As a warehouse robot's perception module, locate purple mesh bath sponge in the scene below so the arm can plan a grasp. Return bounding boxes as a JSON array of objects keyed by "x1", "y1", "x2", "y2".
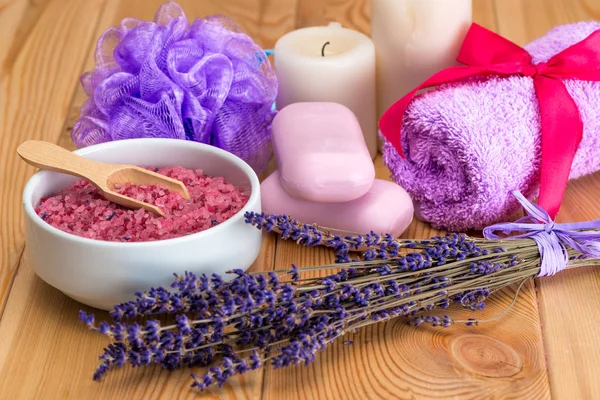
[{"x1": 72, "y1": 2, "x2": 278, "y2": 174}]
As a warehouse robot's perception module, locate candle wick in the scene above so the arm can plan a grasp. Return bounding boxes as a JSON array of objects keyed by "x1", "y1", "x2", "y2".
[{"x1": 321, "y1": 42, "x2": 330, "y2": 57}]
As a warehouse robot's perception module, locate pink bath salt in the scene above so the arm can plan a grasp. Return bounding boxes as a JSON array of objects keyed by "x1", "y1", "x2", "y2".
[{"x1": 35, "y1": 167, "x2": 249, "y2": 242}]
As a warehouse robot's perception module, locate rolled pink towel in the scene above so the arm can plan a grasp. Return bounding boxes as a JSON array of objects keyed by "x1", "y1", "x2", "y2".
[{"x1": 383, "y1": 21, "x2": 600, "y2": 231}]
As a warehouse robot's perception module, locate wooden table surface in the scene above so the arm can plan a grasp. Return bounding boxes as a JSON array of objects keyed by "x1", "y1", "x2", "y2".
[{"x1": 1, "y1": 0, "x2": 600, "y2": 398}]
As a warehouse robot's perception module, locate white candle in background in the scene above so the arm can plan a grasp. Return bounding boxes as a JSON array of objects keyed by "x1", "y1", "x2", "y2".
[
  {"x1": 371, "y1": 0, "x2": 472, "y2": 148},
  {"x1": 274, "y1": 23, "x2": 378, "y2": 159}
]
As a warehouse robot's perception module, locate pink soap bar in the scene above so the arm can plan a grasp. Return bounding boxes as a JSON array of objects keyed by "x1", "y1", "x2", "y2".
[
  {"x1": 272, "y1": 102, "x2": 375, "y2": 202},
  {"x1": 261, "y1": 171, "x2": 414, "y2": 237}
]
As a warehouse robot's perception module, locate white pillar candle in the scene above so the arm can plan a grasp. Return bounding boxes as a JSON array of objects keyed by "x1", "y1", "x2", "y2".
[
  {"x1": 371, "y1": 0, "x2": 472, "y2": 148},
  {"x1": 274, "y1": 23, "x2": 378, "y2": 159}
]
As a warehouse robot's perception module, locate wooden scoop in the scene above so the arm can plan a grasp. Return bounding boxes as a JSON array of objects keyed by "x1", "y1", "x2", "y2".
[{"x1": 17, "y1": 140, "x2": 191, "y2": 217}]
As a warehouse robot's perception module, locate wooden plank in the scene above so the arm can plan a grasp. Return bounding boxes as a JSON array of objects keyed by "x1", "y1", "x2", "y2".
[
  {"x1": 257, "y1": 0, "x2": 298, "y2": 47},
  {"x1": 296, "y1": 0, "x2": 370, "y2": 33},
  {"x1": 0, "y1": 0, "x2": 294, "y2": 398},
  {"x1": 262, "y1": 154, "x2": 550, "y2": 399},
  {"x1": 0, "y1": 0, "x2": 53, "y2": 77},
  {"x1": 539, "y1": 174, "x2": 600, "y2": 399},
  {"x1": 4, "y1": 0, "x2": 598, "y2": 398},
  {"x1": 0, "y1": 236, "x2": 276, "y2": 399},
  {"x1": 494, "y1": 1, "x2": 600, "y2": 398},
  {"x1": 0, "y1": 0, "x2": 106, "y2": 316},
  {"x1": 295, "y1": 0, "x2": 495, "y2": 38},
  {"x1": 474, "y1": 0, "x2": 498, "y2": 31},
  {"x1": 261, "y1": 1, "x2": 550, "y2": 398},
  {"x1": 264, "y1": 281, "x2": 550, "y2": 399},
  {"x1": 495, "y1": 0, "x2": 600, "y2": 45}
]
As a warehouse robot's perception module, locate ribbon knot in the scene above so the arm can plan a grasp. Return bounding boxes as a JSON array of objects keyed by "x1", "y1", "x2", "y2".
[
  {"x1": 531, "y1": 61, "x2": 548, "y2": 77},
  {"x1": 379, "y1": 23, "x2": 600, "y2": 219},
  {"x1": 483, "y1": 191, "x2": 600, "y2": 276}
]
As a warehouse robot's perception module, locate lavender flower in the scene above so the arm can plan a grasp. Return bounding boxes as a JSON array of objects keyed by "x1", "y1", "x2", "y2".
[{"x1": 81, "y1": 212, "x2": 576, "y2": 391}]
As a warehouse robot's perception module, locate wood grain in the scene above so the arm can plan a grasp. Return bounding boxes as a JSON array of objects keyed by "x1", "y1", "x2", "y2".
[
  {"x1": 296, "y1": 0, "x2": 370, "y2": 33},
  {"x1": 261, "y1": 3, "x2": 550, "y2": 399},
  {"x1": 536, "y1": 171, "x2": 600, "y2": 399},
  {"x1": 493, "y1": 1, "x2": 600, "y2": 398},
  {"x1": 0, "y1": 0, "x2": 292, "y2": 398},
  {"x1": 494, "y1": 0, "x2": 600, "y2": 45},
  {"x1": 0, "y1": 0, "x2": 53, "y2": 77},
  {"x1": 0, "y1": 232, "x2": 276, "y2": 399},
  {"x1": 0, "y1": 0, "x2": 106, "y2": 316},
  {"x1": 1, "y1": 0, "x2": 599, "y2": 399},
  {"x1": 261, "y1": 161, "x2": 550, "y2": 400}
]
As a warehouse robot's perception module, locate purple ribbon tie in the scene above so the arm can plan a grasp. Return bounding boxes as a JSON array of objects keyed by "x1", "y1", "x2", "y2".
[{"x1": 483, "y1": 191, "x2": 600, "y2": 276}]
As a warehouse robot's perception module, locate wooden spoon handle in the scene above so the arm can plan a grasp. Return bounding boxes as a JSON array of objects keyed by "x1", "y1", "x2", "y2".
[{"x1": 17, "y1": 141, "x2": 106, "y2": 186}]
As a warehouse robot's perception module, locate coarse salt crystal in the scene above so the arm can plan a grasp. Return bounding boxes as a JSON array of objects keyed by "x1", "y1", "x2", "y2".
[{"x1": 36, "y1": 166, "x2": 249, "y2": 242}]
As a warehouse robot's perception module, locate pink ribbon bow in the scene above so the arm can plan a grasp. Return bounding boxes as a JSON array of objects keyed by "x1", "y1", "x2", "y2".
[{"x1": 379, "y1": 23, "x2": 600, "y2": 218}]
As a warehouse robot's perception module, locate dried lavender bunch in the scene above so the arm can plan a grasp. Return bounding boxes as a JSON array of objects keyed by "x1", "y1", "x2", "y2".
[
  {"x1": 81, "y1": 200, "x2": 600, "y2": 392},
  {"x1": 243, "y1": 211, "x2": 414, "y2": 262}
]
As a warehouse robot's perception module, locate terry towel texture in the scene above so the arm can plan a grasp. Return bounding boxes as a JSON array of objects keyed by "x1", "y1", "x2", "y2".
[{"x1": 383, "y1": 21, "x2": 600, "y2": 231}]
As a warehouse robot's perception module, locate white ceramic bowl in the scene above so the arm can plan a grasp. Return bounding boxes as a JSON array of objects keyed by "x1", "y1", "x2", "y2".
[{"x1": 22, "y1": 139, "x2": 262, "y2": 310}]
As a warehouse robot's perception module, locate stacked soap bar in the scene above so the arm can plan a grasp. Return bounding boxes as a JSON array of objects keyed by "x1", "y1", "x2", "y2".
[{"x1": 261, "y1": 102, "x2": 414, "y2": 237}]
